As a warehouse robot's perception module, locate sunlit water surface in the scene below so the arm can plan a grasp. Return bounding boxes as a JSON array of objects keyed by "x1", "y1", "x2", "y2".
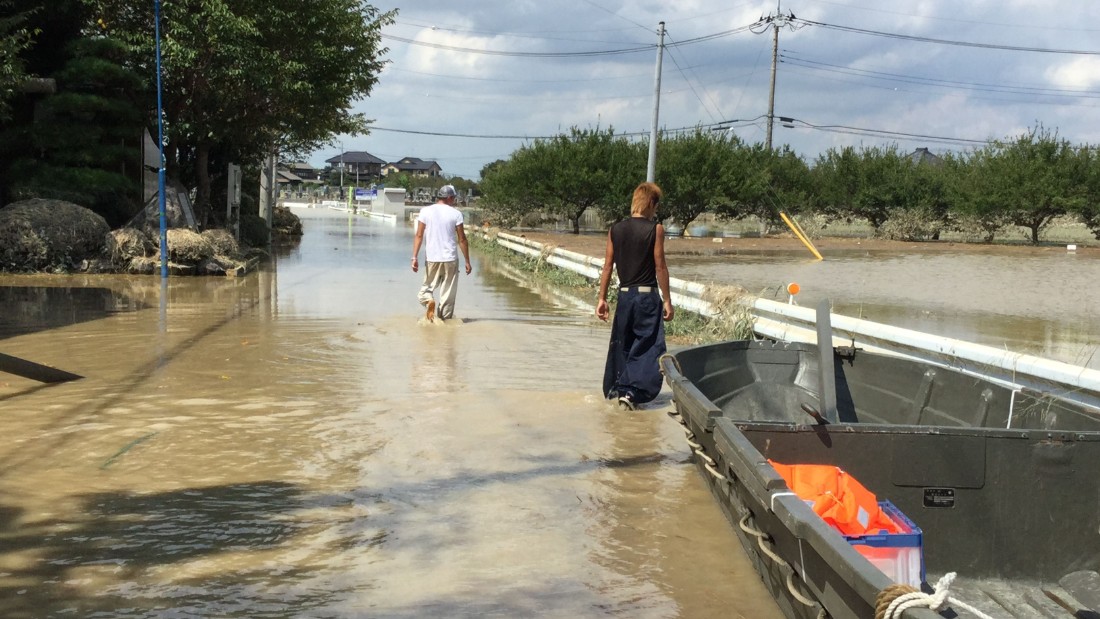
[{"x1": 0, "y1": 208, "x2": 779, "y2": 619}]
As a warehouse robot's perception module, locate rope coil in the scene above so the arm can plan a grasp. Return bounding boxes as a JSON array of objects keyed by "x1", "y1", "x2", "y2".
[{"x1": 875, "y1": 573, "x2": 997, "y2": 619}]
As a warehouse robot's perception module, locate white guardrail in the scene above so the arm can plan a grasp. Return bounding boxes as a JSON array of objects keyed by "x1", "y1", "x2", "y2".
[{"x1": 481, "y1": 229, "x2": 1100, "y2": 409}]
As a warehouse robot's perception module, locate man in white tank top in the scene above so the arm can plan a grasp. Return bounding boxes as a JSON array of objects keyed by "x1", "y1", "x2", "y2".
[{"x1": 411, "y1": 185, "x2": 472, "y2": 321}]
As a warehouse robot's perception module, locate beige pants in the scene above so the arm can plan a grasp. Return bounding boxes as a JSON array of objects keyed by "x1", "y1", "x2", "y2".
[{"x1": 418, "y1": 260, "x2": 459, "y2": 319}]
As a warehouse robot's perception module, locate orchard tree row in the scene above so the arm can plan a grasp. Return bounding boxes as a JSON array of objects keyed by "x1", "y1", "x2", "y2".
[{"x1": 479, "y1": 125, "x2": 1100, "y2": 243}]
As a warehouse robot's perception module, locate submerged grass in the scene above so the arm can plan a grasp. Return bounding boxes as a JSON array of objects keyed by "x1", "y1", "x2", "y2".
[{"x1": 471, "y1": 233, "x2": 756, "y2": 345}]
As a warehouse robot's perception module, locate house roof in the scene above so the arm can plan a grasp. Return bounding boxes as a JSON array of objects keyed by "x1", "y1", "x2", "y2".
[
  {"x1": 325, "y1": 151, "x2": 386, "y2": 165},
  {"x1": 387, "y1": 157, "x2": 441, "y2": 171},
  {"x1": 908, "y1": 147, "x2": 944, "y2": 166},
  {"x1": 285, "y1": 161, "x2": 317, "y2": 172},
  {"x1": 277, "y1": 169, "x2": 303, "y2": 183}
]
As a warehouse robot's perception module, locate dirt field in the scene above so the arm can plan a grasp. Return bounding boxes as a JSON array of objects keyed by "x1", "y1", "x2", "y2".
[{"x1": 499, "y1": 228, "x2": 1099, "y2": 259}]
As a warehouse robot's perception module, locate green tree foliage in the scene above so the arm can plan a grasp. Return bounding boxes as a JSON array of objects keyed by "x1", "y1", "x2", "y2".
[
  {"x1": 960, "y1": 126, "x2": 1083, "y2": 243},
  {"x1": 87, "y1": 0, "x2": 395, "y2": 225},
  {"x1": 813, "y1": 145, "x2": 914, "y2": 231},
  {"x1": 654, "y1": 129, "x2": 741, "y2": 228},
  {"x1": 480, "y1": 124, "x2": 1097, "y2": 245},
  {"x1": 6, "y1": 37, "x2": 143, "y2": 226},
  {"x1": 480, "y1": 127, "x2": 644, "y2": 233},
  {"x1": 1074, "y1": 145, "x2": 1100, "y2": 240},
  {"x1": 0, "y1": 2, "x2": 34, "y2": 121},
  {"x1": 721, "y1": 143, "x2": 811, "y2": 232},
  {"x1": 480, "y1": 159, "x2": 506, "y2": 180}
]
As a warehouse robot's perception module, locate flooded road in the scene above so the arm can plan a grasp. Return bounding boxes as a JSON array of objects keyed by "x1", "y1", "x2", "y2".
[{"x1": 0, "y1": 208, "x2": 780, "y2": 618}]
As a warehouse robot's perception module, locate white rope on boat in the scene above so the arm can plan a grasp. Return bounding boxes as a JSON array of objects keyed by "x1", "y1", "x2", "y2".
[
  {"x1": 694, "y1": 448, "x2": 716, "y2": 466},
  {"x1": 882, "y1": 573, "x2": 998, "y2": 619},
  {"x1": 704, "y1": 461, "x2": 727, "y2": 481},
  {"x1": 739, "y1": 514, "x2": 821, "y2": 609}
]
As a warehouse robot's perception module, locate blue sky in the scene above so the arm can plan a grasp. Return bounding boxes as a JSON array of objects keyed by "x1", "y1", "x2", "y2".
[{"x1": 310, "y1": 0, "x2": 1100, "y2": 180}]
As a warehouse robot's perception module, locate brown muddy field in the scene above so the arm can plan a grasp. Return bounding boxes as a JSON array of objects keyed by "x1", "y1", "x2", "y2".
[{"x1": 504, "y1": 229, "x2": 1099, "y2": 260}]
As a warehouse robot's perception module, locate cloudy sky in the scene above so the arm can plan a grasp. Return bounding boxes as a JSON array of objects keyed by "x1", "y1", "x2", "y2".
[{"x1": 310, "y1": 0, "x2": 1100, "y2": 180}]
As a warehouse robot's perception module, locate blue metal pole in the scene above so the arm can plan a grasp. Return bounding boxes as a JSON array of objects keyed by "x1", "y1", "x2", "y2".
[{"x1": 155, "y1": 0, "x2": 168, "y2": 278}]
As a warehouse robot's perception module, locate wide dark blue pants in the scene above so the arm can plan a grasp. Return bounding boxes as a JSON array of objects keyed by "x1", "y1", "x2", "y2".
[{"x1": 602, "y1": 288, "x2": 666, "y2": 404}]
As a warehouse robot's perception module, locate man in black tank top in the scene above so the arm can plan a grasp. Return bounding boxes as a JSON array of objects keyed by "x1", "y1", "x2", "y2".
[{"x1": 595, "y1": 182, "x2": 675, "y2": 410}]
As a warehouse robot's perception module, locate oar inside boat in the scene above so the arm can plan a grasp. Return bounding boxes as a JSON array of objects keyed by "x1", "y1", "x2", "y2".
[{"x1": 815, "y1": 299, "x2": 839, "y2": 423}]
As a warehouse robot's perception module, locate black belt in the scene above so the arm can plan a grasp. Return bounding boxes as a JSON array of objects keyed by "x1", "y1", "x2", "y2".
[{"x1": 619, "y1": 286, "x2": 654, "y2": 293}]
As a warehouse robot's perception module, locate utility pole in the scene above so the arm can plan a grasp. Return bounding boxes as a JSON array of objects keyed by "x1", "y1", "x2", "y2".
[
  {"x1": 766, "y1": 15, "x2": 779, "y2": 151},
  {"x1": 646, "y1": 21, "x2": 665, "y2": 183},
  {"x1": 754, "y1": 3, "x2": 801, "y2": 150}
]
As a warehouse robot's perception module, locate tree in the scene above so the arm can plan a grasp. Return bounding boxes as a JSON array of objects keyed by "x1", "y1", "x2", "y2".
[
  {"x1": 87, "y1": 0, "x2": 395, "y2": 225},
  {"x1": 1068, "y1": 143, "x2": 1100, "y2": 240},
  {"x1": 480, "y1": 127, "x2": 643, "y2": 233},
  {"x1": 654, "y1": 129, "x2": 741, "y2": 228},
  {"x1": 0, "y1": 0, "x2": 101, "y2": 207},
  {"x1": 480, "y1": 159, "x2": 506, "y2": 180},
  {"x1": 812, "y1": 145, "x2": 913, "y2": 231},
  {"x1": 0, "y1": 2, "x2": 34, "y2": 122},
  {"x1": 5, "y1": 36, "x2": 144, "y2": 225},
  {"x1": 978, "y1": 126, "x2": 1083, "y2": 244},
  {"x1": 723, "y1": 143, "x2": 811, "y2": 232}
]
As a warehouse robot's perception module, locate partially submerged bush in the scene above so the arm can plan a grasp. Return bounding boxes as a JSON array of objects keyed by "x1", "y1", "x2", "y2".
[
  {"x1": 111, "y1": 227, "x2": 155, "y2": 260},
  {"x1": 201, "y1": 228, "x2": 240, "y2": 257},
  {"x1": 0, "y1": 198, "x2": 112, "y2": 271},
  {"x1": 164, "y1": 228, "x2": 213, "y2": 263},
  {"x1": 878, "y1": 207, "x2": 945, "y2": 242},
  {"x1": 239, "y1": 213, "x2": 270, "y2": 248},
  {"x1": 272, "y1": 206, "x2": 302, "y2": 236}
]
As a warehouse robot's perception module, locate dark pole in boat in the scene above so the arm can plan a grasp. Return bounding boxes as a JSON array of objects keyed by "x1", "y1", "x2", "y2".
[
  {"x1": 816, "y1": 299, "x2": 839, "y2": 422},
  {"x1": 0, "y1": 352, "x2": 82, "y2": 383}
]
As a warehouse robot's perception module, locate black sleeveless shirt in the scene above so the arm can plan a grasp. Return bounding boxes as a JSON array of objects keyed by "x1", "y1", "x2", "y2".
[{"x1": 610, "y1": 217, "x2": 657, "y2": 288}]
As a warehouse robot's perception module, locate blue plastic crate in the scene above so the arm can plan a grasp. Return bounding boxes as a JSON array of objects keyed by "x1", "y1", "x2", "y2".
[{"x1": 844, "y1": 500, "x2": 925, "y2": 587}]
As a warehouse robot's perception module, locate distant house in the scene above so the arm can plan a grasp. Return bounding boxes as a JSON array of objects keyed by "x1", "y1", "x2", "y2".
[
  {"x1": 276, "y1": 168, "x2": 304, "y2": 188},
  {"x1": 325, "y1": 151, "x2": 386, "y2": 181},
  {"x1": 383, "y1": 156, "x2": 443, "y2": 178},
  {"x1": 284, "y1": 161, "x2": 321, "y2": 181},
  {"x1": 908, "y1": 147, "x2": 944, "y2": 166}
]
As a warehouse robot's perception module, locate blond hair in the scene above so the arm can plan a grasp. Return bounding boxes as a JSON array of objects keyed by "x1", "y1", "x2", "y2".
[{"x1": 630, "y1": 182, "x2": 662, "y2": 218}]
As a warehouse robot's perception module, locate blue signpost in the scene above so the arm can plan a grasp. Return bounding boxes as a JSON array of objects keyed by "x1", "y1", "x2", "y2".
[{"x1": 154, "y1": 0, "x2": 167, "y2": 279}]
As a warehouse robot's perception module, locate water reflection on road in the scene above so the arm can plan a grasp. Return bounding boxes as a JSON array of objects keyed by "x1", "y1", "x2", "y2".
[{"x1": 0, "y1": 208, "x2": 779, "y2": 618}]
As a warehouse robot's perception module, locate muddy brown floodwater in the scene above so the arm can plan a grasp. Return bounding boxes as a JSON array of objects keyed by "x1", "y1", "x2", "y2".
[
  {"x1": 519, "y1": 230, "x2": 1100, "y2": 369},
  {"x1": 0, "y1": 208, "x2": 783, "y2": 618}
]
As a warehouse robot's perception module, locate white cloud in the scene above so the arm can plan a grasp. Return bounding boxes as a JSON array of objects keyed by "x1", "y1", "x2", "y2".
[
  {"x1": 1045, "y1": 57, "x2": 1100, "y2": 90},
  {"x1": 315, "y1": 0, "x2": 1100, "y2": 178}
]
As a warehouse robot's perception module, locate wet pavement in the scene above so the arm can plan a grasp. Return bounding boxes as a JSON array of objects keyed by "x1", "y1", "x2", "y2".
[{"x1": 0, "y1": 208, "x2": 781, "y2": 618}]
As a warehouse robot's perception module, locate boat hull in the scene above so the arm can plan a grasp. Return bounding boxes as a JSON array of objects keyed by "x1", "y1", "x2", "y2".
[{"x1": 662, "y1": 339, "x2": 1100, "y2": 619}]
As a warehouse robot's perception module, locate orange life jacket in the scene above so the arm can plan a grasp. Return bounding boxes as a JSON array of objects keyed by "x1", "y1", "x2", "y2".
[{"x1": 768, "y1": 461, "x2": 901, "y2": 536}]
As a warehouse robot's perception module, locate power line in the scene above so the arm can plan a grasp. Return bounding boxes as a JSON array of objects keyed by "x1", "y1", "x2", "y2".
[
  {"x1": 780, "y1": 54, "x2": 1100, "y2": 99},
  {"x1": 577, "y1": 0, "x2": 654, "y2": 32},
  {"x1": 368, "y1": 122, "x2": 744, "y2": 141},
  {"x1": 794, "y1": 18, "x2": 1100, "y2": 55},
  {"x1": 381, "y1": 20, "x2": 762, "y2": 58},
  {"x1": 664, "y1": 32, "x2": 725, "y2": 123},
  {"x1": 380, "y1": 33, "x2": 654, "y2": 57},
  {"x1": 775, "y1": 116, "x2": 989, "y2": 146}
]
